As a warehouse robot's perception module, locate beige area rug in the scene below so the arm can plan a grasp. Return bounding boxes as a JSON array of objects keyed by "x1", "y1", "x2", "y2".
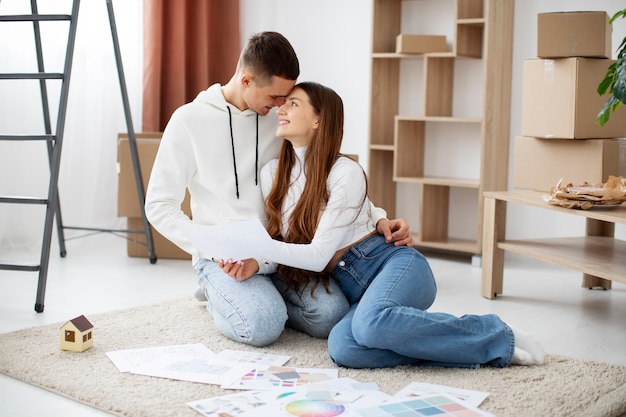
[{"x1": 1, "y1": 297, "x2": 625, "y2": 417}]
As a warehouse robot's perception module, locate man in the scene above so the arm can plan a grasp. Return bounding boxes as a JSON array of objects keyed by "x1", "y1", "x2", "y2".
[{"x1": 145, "y1": 32, "x2": 411, "y2": 347}]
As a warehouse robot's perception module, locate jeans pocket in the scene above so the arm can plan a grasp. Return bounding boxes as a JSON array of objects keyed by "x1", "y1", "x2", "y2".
[{"x1": 334, "y1": 236, "x2": 395, "y2": 302}]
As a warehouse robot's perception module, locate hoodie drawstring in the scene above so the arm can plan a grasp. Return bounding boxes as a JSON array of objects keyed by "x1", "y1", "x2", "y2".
[
  {"x1": 226, "y1": 106, "x2": 259, "y2": 199},
  {"x1": 255, "y1": 113, "x2": 259, "y2": 186}
]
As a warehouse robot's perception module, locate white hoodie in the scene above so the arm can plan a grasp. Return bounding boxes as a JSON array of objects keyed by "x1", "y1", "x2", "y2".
[{"x1": 145, "y1": 83, "x2": 282, "y2": 266}]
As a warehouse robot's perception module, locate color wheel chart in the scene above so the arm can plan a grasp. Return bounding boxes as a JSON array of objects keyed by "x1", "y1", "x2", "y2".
[
  {"x1": 351, "y1": 394, "x2": 491, "y2": 417},
  {"x1": 284, "y1": 399, "x2": 346, "y2": 417}
]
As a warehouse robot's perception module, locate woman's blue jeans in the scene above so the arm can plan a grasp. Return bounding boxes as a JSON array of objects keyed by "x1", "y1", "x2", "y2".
[
  {"x1": 327, "y1": 234, "x2": 514, "y2": 369},
  {"x1": 194, "y1": 259, "x2": 349, "y2": 347}
]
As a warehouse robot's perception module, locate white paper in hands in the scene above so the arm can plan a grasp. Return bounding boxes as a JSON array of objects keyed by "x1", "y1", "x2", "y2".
[{"x1": 176, "y1": 218, "x2": 275, "y2": 261}]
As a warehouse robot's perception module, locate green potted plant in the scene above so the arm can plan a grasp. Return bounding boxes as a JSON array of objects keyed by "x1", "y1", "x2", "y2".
[{"x1": 596, "y1": 8, "x2": 626, "y2": 126}]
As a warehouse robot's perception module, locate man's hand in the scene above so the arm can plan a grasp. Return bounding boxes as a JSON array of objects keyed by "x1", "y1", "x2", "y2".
[
  {"x1": 217, "y1": 258, "x2": 260, "y2": 281},
  {"x1": 376, "y1": 218, "x2": 414, "y2": 247}
]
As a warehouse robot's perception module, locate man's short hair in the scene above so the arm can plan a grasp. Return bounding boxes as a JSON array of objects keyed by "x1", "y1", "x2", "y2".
[{"x1": 241, "y1": 31, "x2": 300, "y2": 85}]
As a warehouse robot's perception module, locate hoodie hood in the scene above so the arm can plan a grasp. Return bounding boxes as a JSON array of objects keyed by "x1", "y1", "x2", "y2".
[
  {"x1": 194, "y1": 84, "x2": 260, "y2": 199},
  {"x1": 194, "y1": 83, "x2": 258, "y2": 117}
]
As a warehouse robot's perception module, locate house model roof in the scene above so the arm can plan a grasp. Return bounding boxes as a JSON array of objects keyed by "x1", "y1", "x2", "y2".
[{"x1": 66, "y1": 315, "x2": 93, "y2": 332}]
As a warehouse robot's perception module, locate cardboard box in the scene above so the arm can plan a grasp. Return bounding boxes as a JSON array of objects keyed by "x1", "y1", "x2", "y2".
[
  {"x1": 521, "y1": 58, "x2": 626, "y2": 139},
  {"x1": 396, "y1": 34, "x2": 447, "y2": 54},
  {"x1": 118, "y1": 133, "x2": 160, "y2": 217},
  {"x1": 126, "y1": 217, "x2": 191, "y2": 260},
  {"x1": 118, "y1": 133, "x2": 192, "y2": 260},
  {"x1": 513, "y1": 136, "x2": 626, "y2": 192},
  {"x1": 537, "y1": 11, "x2": 612, "y2": 59}
]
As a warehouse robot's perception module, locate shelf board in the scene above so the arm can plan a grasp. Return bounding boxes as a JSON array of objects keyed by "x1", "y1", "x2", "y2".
[
  {"x1": 457, "y1": 18, "x2": 485, "y2": 26},
  {"x1": 372, "y1": 53, "x2": 481, "y2": 60},
  {"x1": 395, "y1": 176, "x2": 479, "y2": 188},
  {"x1": 413, "y1": 234, "x2": 479, "y2": 254},
  {"x1": 372, "y1": 52, "x2": 457, "y2": 59},
  {"x1": 369, "y1": 144, "x2": 395, "y2": 151},
  {"x1": 497, "y1": 237, "x2": 626, "y2": 284},
  {"x1": 484, "y1": 190, "x2": 626, "y2": 225},
  {"x1": 396, "y1": 115, "x2": 482, "y2": 123}
]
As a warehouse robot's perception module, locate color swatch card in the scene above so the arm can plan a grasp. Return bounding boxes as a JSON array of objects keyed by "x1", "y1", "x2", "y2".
[
  {"x1": 221, "y1": 365, "x2": 339, "y2": 390},
  {"x1": 349, "y1": 393, "x2": 495, "y2": 417},
  {"x1": 393, "y1": 381, "x2": 489, "y2": 408}
]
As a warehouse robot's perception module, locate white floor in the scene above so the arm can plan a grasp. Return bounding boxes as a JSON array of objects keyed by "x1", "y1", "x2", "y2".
[{"x1": 1, "y1": 232, "x2": 625, "y2": 416}]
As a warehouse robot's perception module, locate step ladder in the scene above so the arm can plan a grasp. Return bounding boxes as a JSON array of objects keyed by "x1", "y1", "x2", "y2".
[{"x1": 0, "y1": 0, "x2": 156, "y2": 313}]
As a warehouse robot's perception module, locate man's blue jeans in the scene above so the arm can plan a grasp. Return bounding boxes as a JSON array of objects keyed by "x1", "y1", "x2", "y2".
[
  {"x1": 194, "y1": 259, "x2": 349, "y2": 347},
  {"x1": 327, "y1": 234, "x2": 514, "y2": 368}
]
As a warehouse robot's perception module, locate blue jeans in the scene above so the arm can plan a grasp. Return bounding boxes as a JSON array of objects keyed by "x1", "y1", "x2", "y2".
[
  {"x1": 194, "y1": 259, "x2": 349, "y2": 347},
  {"x1": 327, "y1": 234, "x2": 514, "y2": 369}
]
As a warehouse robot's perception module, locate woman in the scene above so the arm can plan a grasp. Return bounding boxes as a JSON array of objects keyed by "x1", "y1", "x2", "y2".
[{"x1": 221, "y1": 82, "x2": 545, "y2": 368}]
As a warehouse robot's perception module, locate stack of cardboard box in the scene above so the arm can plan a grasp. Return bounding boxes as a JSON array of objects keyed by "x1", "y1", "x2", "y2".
[
  {"x1": 514, "y1": 11, "x2": 626, "y2": 192},
  {"x1": 117, "y1": 133, "x2": 191, "y2": 260}
]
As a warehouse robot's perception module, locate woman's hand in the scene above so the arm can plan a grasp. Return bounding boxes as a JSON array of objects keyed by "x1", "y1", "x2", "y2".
[
  {"x1": 217, "y1": 258, "x2": 260, "y2": 281},
  {"x1": 376, "y1": 218, "x2": 414, "y2": 247}
]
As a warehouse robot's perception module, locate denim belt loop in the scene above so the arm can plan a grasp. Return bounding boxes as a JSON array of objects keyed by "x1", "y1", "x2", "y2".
[{"x1": 348, "y1": 245, "x2": 363, "y2": 259}]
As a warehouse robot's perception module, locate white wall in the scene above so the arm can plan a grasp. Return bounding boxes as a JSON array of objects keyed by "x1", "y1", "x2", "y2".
[
  {"x1": 0, "y1": 0, "x2": 143, "y2": 250},
  {"x1": 240, "y1": 0, "x2": 626, "y2": 242},
  {"x1": 1, "y1": 0, "x2": 624, "y2": 253},
  {"x1": 240, "y1": 0, "x2": 373, "y2": 169}
]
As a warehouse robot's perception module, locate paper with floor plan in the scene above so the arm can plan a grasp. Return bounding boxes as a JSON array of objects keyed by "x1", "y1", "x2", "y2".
[
  {"x1": 130, "y1": 351, "x2": 253, "y2": 385},
  {"x1": 106, "y1": 343, "x2": 215, "y2": 373},
  {"x1": 106, "y1": 344, "x2": 291, "y2": 385},
  {"x1": 176, "y1": 218, "x2": 277, "y2": 261}
]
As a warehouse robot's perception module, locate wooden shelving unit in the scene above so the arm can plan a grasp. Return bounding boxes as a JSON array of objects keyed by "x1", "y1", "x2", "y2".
[
  {"x1": 367, "y1": 0, "x2": 514, "y2": 256},
  {"x1": 482, "y1": 190, "x2": 626, "y2": 299}
]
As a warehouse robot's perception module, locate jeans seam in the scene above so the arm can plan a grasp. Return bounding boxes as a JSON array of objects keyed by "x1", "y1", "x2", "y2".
[{"x1": 195, "y1": 260, "x2": 252, "y2": 341}]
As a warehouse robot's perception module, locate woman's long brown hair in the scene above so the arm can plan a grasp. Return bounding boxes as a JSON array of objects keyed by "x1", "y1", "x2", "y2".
[{"x1": 265, "y1": 82, "x2": 345, "y2": 295}]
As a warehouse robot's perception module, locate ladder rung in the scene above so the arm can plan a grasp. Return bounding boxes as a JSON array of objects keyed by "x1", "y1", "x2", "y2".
[
  {"x1": 0, "y1": 134, "x2": 55, "y2": 141},
  {"x1": 0, "y1": 196, "x2": 48, "y2": 205},
  {"x1": 0, "y1": 14, "x2": 72, "y2": 22},
  {"x1": 0, "y1": 73, "x2": 64, "y2": 80},
  {"x1": 0, "y1": 262, "x2": 40, "y2": 272}
]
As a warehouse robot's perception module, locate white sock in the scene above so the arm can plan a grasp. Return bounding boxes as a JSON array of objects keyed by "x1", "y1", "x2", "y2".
[
  {"x1": 511, "y1": 347, "x2": 534, "y2": 366},
  {"x1": 193, "y1": 287, "x2": 207, "y2": 302},
  {"x1": 509, "y1": 324, "x2": 545, "y2": 365}
]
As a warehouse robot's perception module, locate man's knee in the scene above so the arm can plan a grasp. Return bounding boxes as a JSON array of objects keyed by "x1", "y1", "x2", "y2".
[
  {"x1": 215, "y1": 298, "x2": 288, "y2": 347},
  {"x1": 237, "y1": 320, "x2": 285, "y2": 347}
]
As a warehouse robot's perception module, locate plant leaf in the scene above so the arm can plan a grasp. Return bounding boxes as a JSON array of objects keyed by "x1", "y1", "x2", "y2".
[
  {"x1": 609, "y1": 9, "x2": 626, "y2": 24},
  {"x1": 596, "y1": 8, "x2": 626, "y2": 125},
  {"x1": 597, "y1": 71, "x2": 614, "y2": 95},
  {"x1": 614, "y1": 48, "x2": 626, "y2": 103},
  {"x1": 596, "y1": 95, "x2": 620, "y2": 126}
]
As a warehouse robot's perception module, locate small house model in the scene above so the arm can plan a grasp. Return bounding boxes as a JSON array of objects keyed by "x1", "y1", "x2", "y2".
[{"x1": 60, "y1": 315, "x2": 94, "y2": 352}]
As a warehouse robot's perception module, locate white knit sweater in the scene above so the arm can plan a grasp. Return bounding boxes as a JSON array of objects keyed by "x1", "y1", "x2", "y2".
[{"x1": 260, "y1": 146, "x2": 380, "y2": 273}]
